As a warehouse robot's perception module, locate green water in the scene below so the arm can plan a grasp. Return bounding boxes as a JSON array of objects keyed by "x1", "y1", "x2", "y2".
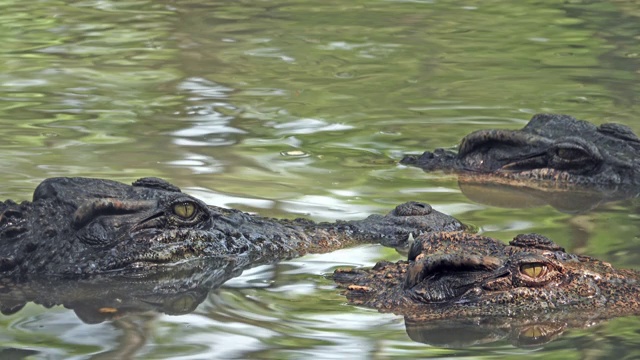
[{"x1": 1, "y1": 0, "x2": 640, "y2": 358}]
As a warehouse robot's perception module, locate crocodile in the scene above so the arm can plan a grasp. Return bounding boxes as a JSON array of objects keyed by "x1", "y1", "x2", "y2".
[
  {"x1": 0, "y1": 177, "x2": 463, "y2": 276},
  {"x1": 334, "y1": 232, "x2": 640, "y2": 321},
  {"x1": 401, "y1": 113, "x2": 640, "y2": 189}
]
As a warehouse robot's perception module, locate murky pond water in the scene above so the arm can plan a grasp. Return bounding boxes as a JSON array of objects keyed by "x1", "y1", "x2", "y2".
[{"x1": 1, "y1": 0, "x2": 640, "y2": 358}]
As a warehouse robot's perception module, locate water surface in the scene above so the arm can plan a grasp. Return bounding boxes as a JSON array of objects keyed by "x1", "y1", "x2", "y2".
[{"x1": 1, "y1": 0, "x2": 640, "y2": 358}]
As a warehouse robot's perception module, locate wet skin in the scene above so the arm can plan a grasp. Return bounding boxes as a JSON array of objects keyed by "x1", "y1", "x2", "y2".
[
  {"x1": 334, "y1": 232, "x2": 640, "y2": 320},
  {"x1": 0, "y1": 177, "x2": 463, "y2": 276},
  {"x1": 401, "y1": 114, "x2": 640, "y2": 189}
]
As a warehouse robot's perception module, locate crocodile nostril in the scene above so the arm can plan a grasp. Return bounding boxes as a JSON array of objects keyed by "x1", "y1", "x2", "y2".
[{"x1": 394, "y1": 201, "x2": 433, "y2": 216}]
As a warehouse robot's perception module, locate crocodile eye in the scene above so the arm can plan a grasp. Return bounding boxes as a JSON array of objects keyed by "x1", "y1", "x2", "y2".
[
  {"x1": 554, "y1": 147, "x2": 588, "y2": 161},
  {"x1": 521, "y1": 326, "x2": 545, "y2": 338},
  {"x1": 548, "y1": 139, "x2": 602, "y2": 173},
  {"x1": 173, "y1": 202, "x2": 197, "y2": 219},
  {"x1": 520, "y1": 263, "x2": 547, "y2": 278}
]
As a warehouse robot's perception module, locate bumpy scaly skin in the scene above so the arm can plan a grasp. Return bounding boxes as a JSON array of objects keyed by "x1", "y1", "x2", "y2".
[
  {"x1": 0, "y1": 177, "x2": 463, "y2": 276},
  {"x1": 334, "y1": 232, "x2": 640, "y2": 320},
  {"x1": 401, "y1": 114, "x2": 640, "y2": 188}
]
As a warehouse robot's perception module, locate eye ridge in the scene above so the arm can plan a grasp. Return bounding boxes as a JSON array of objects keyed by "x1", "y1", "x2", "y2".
[
  {"x1": 520, "y1": 262, "x2": 548, "y2": 278},
  {"x1": 172, "y1": 201, "x2": 197, "y2": 219}
]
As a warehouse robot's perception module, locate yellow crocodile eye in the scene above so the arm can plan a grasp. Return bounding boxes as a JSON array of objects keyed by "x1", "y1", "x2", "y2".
[
  {"x1": 520, "y1": 263, "x2": 547, "y2": 278},
  {"x1": 522, "y1": 326, "x2": 543, "y2": 338},
  {"x1": 173, "y1": 202, "x2": 196, "y2": 219}
]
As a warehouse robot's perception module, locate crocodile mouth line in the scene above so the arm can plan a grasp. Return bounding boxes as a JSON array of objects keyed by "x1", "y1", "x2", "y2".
[
  {"x1": 497, "y1": 168, "x2": 575, "y2": 182},
  {"x1": 457, "y1": 170, "x2": 587, "y2": 192},
  {"x1": 110, "y1": 243, "x2": 211, "y2": 272}
]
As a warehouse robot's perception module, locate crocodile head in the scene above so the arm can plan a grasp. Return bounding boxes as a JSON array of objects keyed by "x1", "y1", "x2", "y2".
[
  {"x1": 0, "y1": 177, "x2": 463, "y2": 276},
  {"x1": 401, "y1": 114, "x2": 640, "y2": 189},
  {"x1": 10, "y1": 177, "x2": 225, "y2": 274},
  {"x1": 334, "y1": 232, "x2": 640, "y2": 320}
]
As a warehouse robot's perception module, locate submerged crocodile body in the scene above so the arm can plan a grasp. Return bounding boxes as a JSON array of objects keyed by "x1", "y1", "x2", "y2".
[
  {"x1": 0, "y1": 177, "x2": 463, "y2": 276},
  {"x1": 334, "y1": 232, "x2": 640, "y2": 320},
  {"x1": 401, "y1": 114, "x2": 640, "y2": 189}
]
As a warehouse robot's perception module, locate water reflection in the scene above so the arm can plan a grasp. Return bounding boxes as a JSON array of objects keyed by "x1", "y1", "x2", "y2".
[
  {"x1": 1, "y1": 254, "x2": 636, "y2": 354},
  {"x1": 0, "y1": 258, "x2": 240, "y2": 324},
  {"x1": 406, "y1": 317, "x2": 585, "y2": 348},
  {"x1": 457, "y1": 180, "x2": 640, "y2": 214},
  {"x1": 172, "y1": 77, "x2": 242, "y2": 148}
]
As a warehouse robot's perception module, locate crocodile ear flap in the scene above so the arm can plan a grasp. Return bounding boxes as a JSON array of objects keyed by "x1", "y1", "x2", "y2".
[
  {"x1": 509, "y1": 233, "x2": 565, "y2": 252},
  {"x1": 132, "y1": 177, "x2": 181, "y2": 193},
  {"x1": 73, "y1": 198, "x2": 156, "y2": 229}
]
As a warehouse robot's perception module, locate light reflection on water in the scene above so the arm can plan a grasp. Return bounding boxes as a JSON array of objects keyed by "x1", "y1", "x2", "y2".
[{"x1": 0, "y1": 0, "x2": 640, "y2": 358}]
